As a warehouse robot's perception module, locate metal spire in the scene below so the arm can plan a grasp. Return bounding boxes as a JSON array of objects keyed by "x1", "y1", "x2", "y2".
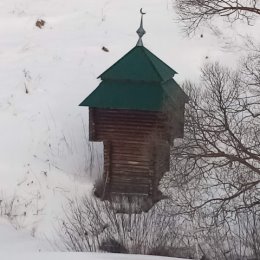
[{"x1": 136, "y1": 8, "x2": 146, "y2": 46}]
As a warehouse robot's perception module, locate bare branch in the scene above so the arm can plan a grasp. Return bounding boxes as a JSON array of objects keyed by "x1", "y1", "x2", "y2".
[{"x1": 175, "y1": 0, "x2": 260, "y2": 34}]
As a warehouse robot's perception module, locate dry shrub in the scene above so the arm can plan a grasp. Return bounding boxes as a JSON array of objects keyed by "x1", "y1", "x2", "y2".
[
  {"x1": 57, "y1": 195, "x2": 192, "y2": 256},
  {"x1": 0, "y1": 192, "x2": 26, "y2": 228}
]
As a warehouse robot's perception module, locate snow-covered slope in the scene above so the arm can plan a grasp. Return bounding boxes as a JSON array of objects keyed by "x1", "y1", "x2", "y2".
[
  {"x1": 1, "y1": 0, "x2": 259, "y2": 252},
  {"x1": 0, "y1": 253, "x2": 190, "y2": 260},
  {"x1": 0, "y1": 220, "x2": 49, "y2": 251}
]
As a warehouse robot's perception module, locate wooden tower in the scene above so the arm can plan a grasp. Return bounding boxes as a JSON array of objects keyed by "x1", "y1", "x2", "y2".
[{"x1": 80, "y1": 11, "x2": 188, "y2": 206}]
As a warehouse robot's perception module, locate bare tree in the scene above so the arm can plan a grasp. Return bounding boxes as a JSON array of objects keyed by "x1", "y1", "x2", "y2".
[
  {"x1": 159, "y1": 49, "x2": 260, "y2": 259},
  {"x1": 163, "y1": 47, "x2": 260, "y2": 217},
  {"x1": 175, "y1": 0, "x2": 260, "y2": 34},
  {"x1": 192, "y1": 208, "x2": 260, "y2": 259},
  {"x1": 169, "y1": 3, "x2": 260, "y2": 258}
]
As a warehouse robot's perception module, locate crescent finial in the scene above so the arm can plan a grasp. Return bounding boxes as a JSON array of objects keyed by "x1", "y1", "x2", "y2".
[
  {"x1": 140, "y1": 8, "x2": 146, "y2": 15},
  {"x1": 136, "y1": 8, "x2": 146, "y2": 46}
]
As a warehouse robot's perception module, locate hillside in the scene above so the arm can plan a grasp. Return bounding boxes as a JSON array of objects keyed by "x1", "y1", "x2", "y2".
[{"x1": 0, "y1": 0, "x2": 259, "y2": 253}]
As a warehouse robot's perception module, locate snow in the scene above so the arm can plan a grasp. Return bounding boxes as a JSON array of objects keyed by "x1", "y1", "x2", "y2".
[
  {"x1": 0, "y1": 0, "x2": 259, "y2": 254},
  {"x1": 0, "y1": 220, "x2": 49, "y2": 251},
  {"x1": 0, "y1": 221, "x2": 187, "y2": 259},
  {"x1": 0, "y1": 221, "x2": 187, "y2": 258},
  {"x1": 0, "y1": 252, "x2": 190, "y2": 260}
]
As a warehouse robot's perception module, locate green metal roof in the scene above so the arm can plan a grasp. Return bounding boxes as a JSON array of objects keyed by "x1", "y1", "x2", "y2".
[
  {"x1": 80, "y1": 45, "x2": 188, "y2": 111},
  {"x1": 99, "y1": 46, "x2": 177, "y2": 82},
  {"x1": 163, "y1": 78, "x2": 189, "y2": 105},
  {"x1": 79, "y1": 79, "x2": 187, "y2": 111}
]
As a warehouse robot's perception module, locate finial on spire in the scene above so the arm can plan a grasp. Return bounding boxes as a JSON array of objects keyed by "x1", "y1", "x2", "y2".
[{"x1": 136, "y1": 8, "x2": 146, "y2": 46}]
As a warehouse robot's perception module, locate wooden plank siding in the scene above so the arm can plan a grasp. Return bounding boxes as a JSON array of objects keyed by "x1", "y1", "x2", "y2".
[{"x1": 90, "y1": 108, "x2": 172, "y2": 199}]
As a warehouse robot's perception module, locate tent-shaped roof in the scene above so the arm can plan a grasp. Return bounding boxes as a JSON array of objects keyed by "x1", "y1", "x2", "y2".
[
  {"x1": 99, "y1": 46, "x2": 177, "y2": 82},
  {"x1": 79, "y1": 79, "x2": 188, "y2": 111},
  {"x1": 80, "y1": 45, "x2": 188, "y2": 111}
]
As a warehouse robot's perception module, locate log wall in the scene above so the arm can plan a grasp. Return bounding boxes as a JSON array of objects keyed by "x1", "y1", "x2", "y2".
[{"x1": 89, "y1": 108, "x2": 174, "y2": 198}]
